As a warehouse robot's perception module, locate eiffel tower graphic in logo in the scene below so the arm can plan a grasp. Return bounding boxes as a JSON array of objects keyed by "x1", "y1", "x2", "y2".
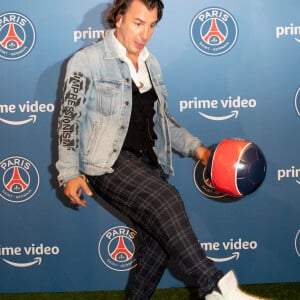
[
  {"x1": 110, "y1": 236, "x2": 133, "y2": 262},
  {"x1": 1, "y1": 23, "x2": 24, "y2": 50},
  {"x1": 5, "y1": 167, "x2": 28, "y2": 193},
  {"x1": 203, "y1": 18, "x2": 226, "y2": 45}
]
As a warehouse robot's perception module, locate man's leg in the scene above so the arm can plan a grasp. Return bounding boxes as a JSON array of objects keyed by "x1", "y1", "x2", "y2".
[
  {"x1": 88, "y1": 150, "x2": 223, "y2": 297},
  {"x1": 126, "y1": 225, "x2": 169, "y2": 299}
]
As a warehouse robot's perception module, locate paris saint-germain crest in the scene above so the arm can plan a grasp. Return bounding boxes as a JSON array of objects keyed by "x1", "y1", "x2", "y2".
[
  {"x1": 0, "y1": 12, "x2": 36, "y2": 60},
  {"x1": 98, "y1": 226, "x2": 137, "y2": 272},
  {"x1": 190, "y1": 7, "x2": 238, "y2": 56},
  {"x1": 0, "y1": 156, "x2": 40, "y2": 203}
]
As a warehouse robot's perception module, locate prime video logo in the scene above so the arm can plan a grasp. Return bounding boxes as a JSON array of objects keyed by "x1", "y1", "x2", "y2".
[
  {"x1": 277, "y1": 166, "x2": 300, "y2": 184},
  {"x1": 179, "y1": 96, "x2": 256, "y2": 121},
  {"x1": 275, "y1": 23, "x2": 300, "y2": 43},
  {"x1": 73, "y1": 28, "x2": 106, "y2": 43}
]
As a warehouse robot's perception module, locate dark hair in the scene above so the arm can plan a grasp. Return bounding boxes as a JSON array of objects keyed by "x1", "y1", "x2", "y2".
[{"x1": 106, "y1": 0, "x2": 164, "y2": 28}]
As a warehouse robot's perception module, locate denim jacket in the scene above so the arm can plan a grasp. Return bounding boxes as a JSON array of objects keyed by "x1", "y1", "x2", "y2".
[{"x1": 56, "y1": 30, "x2": 202, "y2": 185}]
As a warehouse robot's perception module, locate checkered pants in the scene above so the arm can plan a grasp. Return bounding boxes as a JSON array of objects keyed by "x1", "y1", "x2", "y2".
[{"x1": 87, "y1": 150, "x2": 223, "y2": 299}]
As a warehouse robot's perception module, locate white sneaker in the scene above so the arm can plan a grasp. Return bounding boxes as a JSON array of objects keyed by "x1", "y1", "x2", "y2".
[{"x1": 205, "y1": 270, "x2": 269, "y2": 300}]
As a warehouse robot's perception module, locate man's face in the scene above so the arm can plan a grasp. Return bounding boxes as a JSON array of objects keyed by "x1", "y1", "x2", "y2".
[{"x1": 114, "y1": 0, "x2": 158, "y2": 62}]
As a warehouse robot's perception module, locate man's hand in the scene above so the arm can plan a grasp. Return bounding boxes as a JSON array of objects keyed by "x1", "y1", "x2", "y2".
[
  {"x1": 195, "y1": 145, "x2": 211, "y2": 166},
  {"x1": 63, "y1": 175, "x2": 93, "y2": 207}
]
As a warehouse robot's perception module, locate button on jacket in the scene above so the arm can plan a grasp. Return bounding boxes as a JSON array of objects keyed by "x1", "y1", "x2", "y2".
[{"x1": 56, "y1": 30, "x2": 202, "y2": 185}]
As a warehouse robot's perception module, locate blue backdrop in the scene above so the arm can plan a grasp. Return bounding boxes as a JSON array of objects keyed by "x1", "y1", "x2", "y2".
[{"x1": 0, "y1": 0, "x2": 299, "y2": 294}]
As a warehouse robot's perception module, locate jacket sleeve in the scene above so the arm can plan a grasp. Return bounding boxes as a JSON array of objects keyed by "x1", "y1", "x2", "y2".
[{"x1": 56, "y1": 51, "x2": 92, "y2": 186}]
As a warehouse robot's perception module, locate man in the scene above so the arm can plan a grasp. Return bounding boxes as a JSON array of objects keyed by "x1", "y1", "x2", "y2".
[{"x1": 56, "y1": 0, "x2": 267, "y2": 299}]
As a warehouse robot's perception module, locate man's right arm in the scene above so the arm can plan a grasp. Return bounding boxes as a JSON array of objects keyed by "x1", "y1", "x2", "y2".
[
  {"x1": 56, "y1": 52, "x2": 92, "y2": 191},
  {"x1": 56, "y1": 51, "x2": 91, "y2": 192}
]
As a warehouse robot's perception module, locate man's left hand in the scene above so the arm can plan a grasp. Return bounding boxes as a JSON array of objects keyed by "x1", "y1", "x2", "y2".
[{"x1": 195, "y1": 145, "x2": 211, "y2": 165}]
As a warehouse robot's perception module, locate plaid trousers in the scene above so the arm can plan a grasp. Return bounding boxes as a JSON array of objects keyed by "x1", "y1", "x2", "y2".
[{"x1": 87, "y1": 150, "x2": 223, "y2": 299}]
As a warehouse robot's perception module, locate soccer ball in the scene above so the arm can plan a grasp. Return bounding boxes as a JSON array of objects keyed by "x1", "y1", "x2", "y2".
[{"x1": 206, "y1": 138, "x2": 267, "y2": 197}]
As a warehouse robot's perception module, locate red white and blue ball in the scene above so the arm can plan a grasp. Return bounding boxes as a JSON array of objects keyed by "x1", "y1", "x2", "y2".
[{"x1": 206, "y1": 138, "x2": 267, "y2": 197}]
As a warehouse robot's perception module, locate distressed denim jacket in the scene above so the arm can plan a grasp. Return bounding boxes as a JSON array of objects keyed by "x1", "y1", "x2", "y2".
[{"x1": 56, "y1": 30, "x2": 202, "y2": 185}]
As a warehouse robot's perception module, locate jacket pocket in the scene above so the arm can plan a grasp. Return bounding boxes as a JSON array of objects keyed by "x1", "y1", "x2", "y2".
[{"x1": 94, "y1": 79, "x2": 122, "y2": 115}]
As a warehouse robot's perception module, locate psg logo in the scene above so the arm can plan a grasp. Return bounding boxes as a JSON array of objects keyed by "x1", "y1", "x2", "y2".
[
  {"x1": 295, "y1": 229, "x2": 300, "y2": 257},
  {"x1": 98, "y1": 226, "x2": 137, "y2": 272},
  {"x1": 0, "y1": 156, "x2": 40, "y2": 203},
  {"x1": 295, "y1": 87, "x2": 300, "y2": 117},
  {"x1": 0, "y1": 12, "x2": 36, "y2": 60},
  {"x1": 190, "y1": 7, "x2": 238, "y2": 56}
]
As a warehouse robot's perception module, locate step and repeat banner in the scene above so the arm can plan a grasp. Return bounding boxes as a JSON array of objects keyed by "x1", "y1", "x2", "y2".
[{"x1": 0, "y1": 0, "x2": 299, "y2": 294}]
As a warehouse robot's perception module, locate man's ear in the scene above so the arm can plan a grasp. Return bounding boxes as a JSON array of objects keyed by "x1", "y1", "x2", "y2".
[{"x1": 115, "y1": 14, "x2": 123, "y2": 28}]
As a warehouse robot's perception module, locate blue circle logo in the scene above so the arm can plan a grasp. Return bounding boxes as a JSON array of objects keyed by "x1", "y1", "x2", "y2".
[
  {"x1": 0, "y1": 12, "x2": 36, "y2": 60},
  {"x1": 98, "y1": 226, "x2": 137, "y2": 272},
  {"x1": 295, "y1": 87, "x2": 300, "y2": 117},
  {"x1": 295, "y1": 229, "x2": 300, "y2": 257},
  {"x1": 190, "y1": 7, "x2": 238, "y2": 56},
  {"x1": 0, "y1": 156, "x2": 40, "y2": 203}
]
